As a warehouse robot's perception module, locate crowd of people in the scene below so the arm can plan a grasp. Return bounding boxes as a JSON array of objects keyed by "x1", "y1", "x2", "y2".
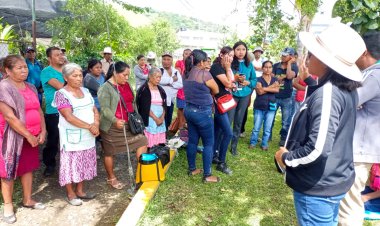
[{"x1": 0, "y1": 20, "x2": 379, "y2": 225}]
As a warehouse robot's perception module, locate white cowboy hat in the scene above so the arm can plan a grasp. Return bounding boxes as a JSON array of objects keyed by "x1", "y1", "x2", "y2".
[
  {"x1": 299, "y1": 21, "x2": 366, "y2": 81},
  {"x1": 102, "y1": 47, "x2": 112, "y2": 54},
  {"x1": 147, "y1": 51, "x2": 156, "y2": 59}
]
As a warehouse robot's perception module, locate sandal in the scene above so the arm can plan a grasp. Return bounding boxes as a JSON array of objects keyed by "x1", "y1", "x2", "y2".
[
  {"x1": 22, "y1": 202, "x2": 46, "y2": 210},
  {"x1": 3, "y1": 203, "x2": 16, "y2": 224},
  {"x1": 76, "y1": 192, "x2": 96, "y2": 200},
  {"x1": 188, "y1": 169, "x2": 203, "y2": 176},
  {"x1": 107, "y1": 178, "x2": 125, "y2": 190},
  {"x1": 3, "y1": 213, "x2": 16, "y2": 224},
  {"x1": 202, "y1": 175, "x2": 221, "y2": 183}
]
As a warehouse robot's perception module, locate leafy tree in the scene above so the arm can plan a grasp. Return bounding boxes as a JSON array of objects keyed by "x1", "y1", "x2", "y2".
[
  {"x1": 151, "y1": 20, "x2": 180, "y2": 56},
  {"x1": 248, "y1": 0, "x2": 321, "y2": 61},
  {"x1": 293, "y1": 0, "x2": 321, "y2": 58},
  {"x1": 248, "y1": 0, "x2": 297, "y2": 61},
  {"x1": 47, "y1": 0, "x2": 135, "y2": 66},
  {"x1": 333, "y1": 0, "x2": 380, "y2": 34}
]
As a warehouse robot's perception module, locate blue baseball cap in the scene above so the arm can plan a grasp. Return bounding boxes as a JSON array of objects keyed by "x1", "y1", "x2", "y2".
[{"x1": 281, "y1": 47, "x2": 295, "y2": 56}]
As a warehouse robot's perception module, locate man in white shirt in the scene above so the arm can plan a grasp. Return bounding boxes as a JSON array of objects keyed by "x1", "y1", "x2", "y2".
[
  {"x1": 160, "y1": 52, "x2": 183, "y2": 130},
  {"x1": 101, "y1": 47, "x2": 113, "y2": 75},
  {"x1": 252, "y1": 46, "x2": 265, "y2": 77}
]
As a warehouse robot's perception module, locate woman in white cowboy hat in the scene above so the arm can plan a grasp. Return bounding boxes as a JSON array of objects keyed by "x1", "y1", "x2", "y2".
[{"x1": 274, "y1": 21, "x2": 366, "y2": 225}]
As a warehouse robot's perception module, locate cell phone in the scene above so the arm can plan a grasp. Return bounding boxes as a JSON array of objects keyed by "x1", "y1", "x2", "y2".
[{"x1": 239, "y1": 73, "x2": 245, "y2": 77}]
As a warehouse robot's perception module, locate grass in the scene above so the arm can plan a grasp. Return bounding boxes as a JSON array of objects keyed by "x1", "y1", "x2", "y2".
[
  {"x1": 138, "y1": 111, "x2": 298, "y2": 226},
  {"x1": 138, "y1": 109, "x2": 379, "y2": 226}
]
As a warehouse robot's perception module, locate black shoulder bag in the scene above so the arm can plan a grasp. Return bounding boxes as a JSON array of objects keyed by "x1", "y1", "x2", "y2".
[{"x1": 108, "y1": 81, "x2": 145, "y2": 134}]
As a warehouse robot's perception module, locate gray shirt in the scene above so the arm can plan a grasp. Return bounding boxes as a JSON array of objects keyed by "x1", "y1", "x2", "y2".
[
  {"x1": 353, "y1": 63, "x2": 380, "y2": 163},
  {"x1": 134, "y1": 64, "x2": 151, "y2": 90}
]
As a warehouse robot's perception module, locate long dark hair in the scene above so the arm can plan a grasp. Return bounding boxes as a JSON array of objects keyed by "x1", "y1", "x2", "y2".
[
  {"x1": 213, "y1": 46, "x2": 233, "y2": 65},
  {"x1": 231, "y1": 41, "x2": 250, "y2": 71},
  {"x1": 184, "y1": 49, "x2": 208, "y2": 79},
  {"x1": 319, "y1": 67, "x2": 361, "y2": 92},
  {"x1": 105, "y1": 61, "x2": 130, "y2": 81}
]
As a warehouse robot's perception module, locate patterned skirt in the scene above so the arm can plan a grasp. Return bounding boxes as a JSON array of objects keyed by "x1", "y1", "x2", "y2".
[{"x1": 59, "y1": 147, "x2": 97, "y2": 186}]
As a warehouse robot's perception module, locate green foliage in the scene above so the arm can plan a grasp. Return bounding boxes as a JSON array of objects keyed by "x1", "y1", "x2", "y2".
[
  {"x1": 46, "y1": 0, "x2": 133, "y2": 66},
  {"x1": 110, "y1": 0, "x2": 150, "y2": 13},
  {"x1": 248, "y1": 0, "x2": 297, "y2": 62},
  {"x1": 333, "y1": 0, "x2": 380, "y2": 34},
  {"x1": 146, "y1": 10, "x2": 225, "y2": 33},
  {"x1": 0, "y1": 18, "x2": 15, "y2": 41},
  {"x1": 151, "y1": 20, "x2": 180, "y2": 56},
  {"x1": 295, "y1": 0, "x2": 321, "y2": 19},
  {"x1": 46, "y1": 0, "x2": 179, "y2": 67}
]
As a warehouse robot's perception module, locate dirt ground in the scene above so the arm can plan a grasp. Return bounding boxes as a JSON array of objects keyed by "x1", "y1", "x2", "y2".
[{"x1": 2, "y1": 151, "x2": 138, "y2": 226}]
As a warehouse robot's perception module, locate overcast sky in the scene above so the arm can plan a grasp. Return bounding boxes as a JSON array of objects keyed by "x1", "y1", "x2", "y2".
[{"x1": 122, "y1": 0, "x2": 336, "y2": 37}]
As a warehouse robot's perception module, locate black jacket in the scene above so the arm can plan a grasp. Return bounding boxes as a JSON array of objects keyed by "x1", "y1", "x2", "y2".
[
  {"x1": 282, "y1": 79, "x2": 357, "y2": 196},
  {"x1": 136, "y1": 82, "x2": 167, "y2": 126}
]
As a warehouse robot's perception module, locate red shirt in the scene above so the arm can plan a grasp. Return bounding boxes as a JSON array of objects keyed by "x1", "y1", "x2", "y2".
[
  {"x1": 114, "y1": 83, "x2": 134, "y2": 121},
  {"x1": 175, "y1": 60, "x2": 185, "y2": 100}
]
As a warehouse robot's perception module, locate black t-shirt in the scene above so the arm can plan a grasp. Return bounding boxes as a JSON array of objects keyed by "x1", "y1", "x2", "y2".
[
  {"x1": 273, "y1": 62, "x2": 299, "y2": 99},
  {"x1": 210, "y1": 63, "x2": 230, "y2": 97}
]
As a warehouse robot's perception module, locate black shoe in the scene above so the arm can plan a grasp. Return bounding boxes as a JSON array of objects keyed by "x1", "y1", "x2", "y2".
[
  {"x1": 216, "y1": 163, "x2": 233, "y2": 175},
  {"x1": 230, "y1": 149, "x2": 238, "y2": 156},
  {"x1": 43, "y1": 167, "x2": 55, "y2": 177},
  {"x1": 212, "y1": 156, "x2": 221, "y2": 164},
  {"x1": 279, "y1": 140, "x2": 286, "y2": 147}
]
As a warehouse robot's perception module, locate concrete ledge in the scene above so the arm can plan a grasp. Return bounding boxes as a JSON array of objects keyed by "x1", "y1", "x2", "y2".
[{"x1": 116, "y1": 150, "x2": 176, "y2": 226}]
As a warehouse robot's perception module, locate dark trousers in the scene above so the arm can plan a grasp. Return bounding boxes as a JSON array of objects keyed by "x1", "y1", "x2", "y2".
[
  {"x1": 165, "y1": 102, "x2": 174, "y2": 130},
  {"x1": 43, "y1": 113, "x2": 60, "y2": 168},
  {"x1": 240, "y1": 106, "x2": 248, "y2": 133},
  {"x1": 240, "y1": 95, "x2": 252, "y2": 134}
]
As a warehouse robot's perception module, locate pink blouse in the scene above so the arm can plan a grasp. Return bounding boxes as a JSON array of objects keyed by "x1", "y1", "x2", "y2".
[
  {"x1": 151, "y1": 89, "x2": 163, "y2": 105},
  {"x1": 0, "y1": 86, "x2": 41, "y2": 137}
]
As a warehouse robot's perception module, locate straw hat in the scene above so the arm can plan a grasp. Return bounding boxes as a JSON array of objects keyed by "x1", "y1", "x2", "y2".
[{"x1": 299, "y1": 21, "x2": 366, "y2": 81}]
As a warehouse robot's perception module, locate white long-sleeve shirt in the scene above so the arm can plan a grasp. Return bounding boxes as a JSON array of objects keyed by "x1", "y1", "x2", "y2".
[{"x1": 159, "y1": 66, "x2": 183, "y2": 106}]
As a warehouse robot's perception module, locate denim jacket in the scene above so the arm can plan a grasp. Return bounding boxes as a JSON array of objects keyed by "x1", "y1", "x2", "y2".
[{"x1": 353, "y1": 63, "x2": 380, "y2": 163}]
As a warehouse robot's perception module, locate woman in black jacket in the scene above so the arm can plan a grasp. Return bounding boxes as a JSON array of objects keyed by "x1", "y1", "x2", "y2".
[
  {"x1": 274, "y1": 22, "x2": 365, "y2": 226},
  {"x1": 136, "y1": 67, "x2": 167, "y2": 147}
]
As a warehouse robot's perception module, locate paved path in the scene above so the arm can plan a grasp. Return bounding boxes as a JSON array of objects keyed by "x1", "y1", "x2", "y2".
[{"x1": 3, "y1": 153, "x2": 136, "y2": 226}]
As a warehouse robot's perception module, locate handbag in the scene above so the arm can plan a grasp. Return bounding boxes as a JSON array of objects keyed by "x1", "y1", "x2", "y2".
[
  {"x1": 149, "y1": 144, "x2": 171, "y2": 168},
  {"x1": 370, "y1": 163, "x2": 380, "y2": 191},
  {"x1": 215, "y1": 93, "x2": 237, "y2": 114},
  {"x1": 108, "y1": 81, "x2": 145, "y2": 134}
]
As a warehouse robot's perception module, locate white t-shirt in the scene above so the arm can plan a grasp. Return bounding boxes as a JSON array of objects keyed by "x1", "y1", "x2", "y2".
[{"x1": 252, "y1": 58, "x2": 264, "y2": 77}]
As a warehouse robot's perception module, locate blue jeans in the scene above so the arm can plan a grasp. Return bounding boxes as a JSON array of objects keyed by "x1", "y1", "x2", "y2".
[
  {"x1": 184, "y1": 103, "x2": 214, "y2": 176},
  {"x1": 270, "y1": 97, "x2": 292, "y2": 141},
  {"x1": 293, "y1": 191, "x2": 346, "y2": 226},
  {"x1": 214, "y1": 108, "x2": 233, "y2": 163},
  {"x1": 228, "y1": 95, "x2": 250, "y2": 152},
  {"x1": 250, "y1": 109, "x2": 275, "y2": 148}
]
